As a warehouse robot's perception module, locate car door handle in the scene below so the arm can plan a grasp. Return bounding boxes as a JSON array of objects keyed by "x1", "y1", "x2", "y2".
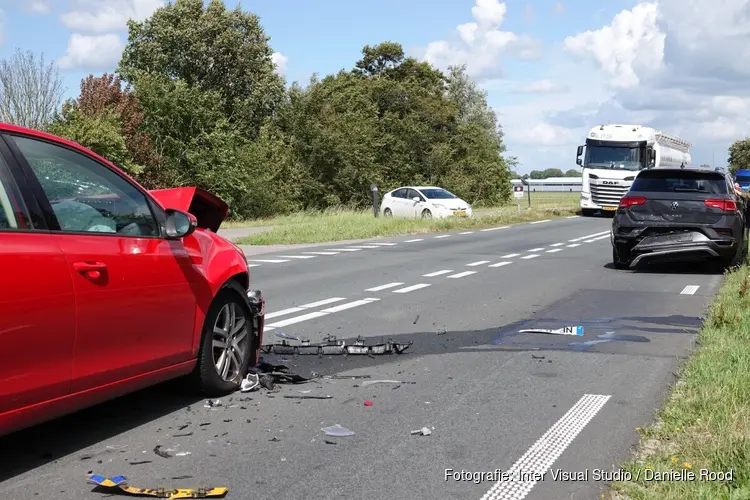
[{"x1": 72, "y1": 261, "x2": 107, "y2": 273}]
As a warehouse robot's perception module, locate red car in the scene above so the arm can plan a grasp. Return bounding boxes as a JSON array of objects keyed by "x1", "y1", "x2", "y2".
[{"x1": 0, "y1": 123, "x2": 266, "y2": 437}]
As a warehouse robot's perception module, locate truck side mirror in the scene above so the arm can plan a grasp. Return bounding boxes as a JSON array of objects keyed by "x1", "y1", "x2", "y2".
[{"x1": 576, "y1": 145, "x2": 583, "y2": 166}]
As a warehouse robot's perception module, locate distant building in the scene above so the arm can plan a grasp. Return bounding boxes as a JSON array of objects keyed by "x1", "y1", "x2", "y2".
[{"x1": 511, "y1": 177, "x2": 582, "y2": 192}]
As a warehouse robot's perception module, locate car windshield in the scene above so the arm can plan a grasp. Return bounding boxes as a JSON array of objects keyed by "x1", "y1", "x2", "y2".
[
  {"x1": 420, "y1": 188, "x2": 456, "y2": 199},
  {"x1": 584, "y1": 145, "x2": 642, "y2": 171},
  {"x1": 630, "y1": 171, "x2": 728, "y2": 194}
]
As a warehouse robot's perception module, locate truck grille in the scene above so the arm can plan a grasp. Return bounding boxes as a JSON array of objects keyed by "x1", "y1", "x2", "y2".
[{"x1": 590, "y1": 184, "x2": 629, "y2": 206}]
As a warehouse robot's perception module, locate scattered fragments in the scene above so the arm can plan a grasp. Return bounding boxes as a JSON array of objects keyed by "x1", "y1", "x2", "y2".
[
  {"x1": 204, "y1": 399, "x2": 222, "y2": 408},
  {"x1": 128, "y1": 461, "x2": 152, "y2": 466},
  {"x1": 283, "y1": 395, "x2": 333, "y2": 400},
  {"x1": 324, "y1": 440, "x2": 337, "y2": 445},
  {"x1": 275, "y1": 331, "x2": 300, "y2": 341},
  {"x1": 413, "y1": 315, "x2": 420, "y2": 325},
  {"x1": 241, "y1": 374, "x2": 260, "y2": 393},
  {"x1": 269, "y1": 437, "x2": 280, "y2": 442},
  {"x1": 173, "y1": 432, "x2": 193, "y2": 438},
  {"x1": 519, "y1": 326, "x2": 584, "y2": 336},
  {"x1": 175, "y1": 452, "x2": 191, "y2": 457},
  {"x1": 531, "y1": 354, "x2": 545, "y2": 360},
  {"x1": 325, "y1": 374, "x2": 371, "y2": 380},
  {"x1": 261, "y1": 335, "x2": 412, "y2": 356},
  {"x1": 88, "y1": 475, "x2": 228, "y2": 499},
  {"x1": 321, "y1": 424, "x2": 355, "y2": 437},
  {"x1": 364, "y1": 401, "x2": 373, "y2": 407},
  {"x1": 177, "y1": 424, "x2": 189, "y2": 431},
  {"x1": 199, "y1": 423, "x2": 211, "y2": 427},
  {"x1": 153, "y1": 446, "x2": 171, "y2": 459},
  {"x1": 361, "y1": 379, "x2": 415, "y2": 386},
  {"x1": 411, "y1": 427, "x2": 432, "y2": 436}
]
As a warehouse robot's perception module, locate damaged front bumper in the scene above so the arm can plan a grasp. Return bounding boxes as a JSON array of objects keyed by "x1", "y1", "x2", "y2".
[
  {"x1": 261, "y1": 334, "x2": 413, "y2": 356},
  {"x1": 614, "y1": 229, "x2": 738, "y2": 267},
  {"x1": 246, "y1": 289, "x2": 266, "y2": 363}
]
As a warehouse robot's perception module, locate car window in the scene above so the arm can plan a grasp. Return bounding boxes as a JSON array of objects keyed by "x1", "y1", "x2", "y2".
[
  {"x1": 0, "y1": 154, "x2": 31, "y2": 230},
  {"x1": 9, "y1": 135, "x2": 159, "y2": 236},
  {"x1": 420, "y1": 188, "x2": 456, "y2": 199},
  {"x1": 406, "y1": 189, "x2": 421, "y2": 200},
  {"x1": 392, "y1": 188, "x2": 407, "y2": 198},
  {"x1": 631, "y1": 171, "x2": 728, "y2": 195}
]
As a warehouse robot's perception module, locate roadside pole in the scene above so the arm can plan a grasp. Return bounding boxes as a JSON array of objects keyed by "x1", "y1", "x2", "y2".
[{"x1": 370, "y1": 184, "x2": 379, "y2": 217}]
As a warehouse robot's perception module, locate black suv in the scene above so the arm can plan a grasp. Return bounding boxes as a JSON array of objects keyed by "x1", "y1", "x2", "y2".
[{"x1": 611, "y1": 167, "x2": 748, "y2": 269}]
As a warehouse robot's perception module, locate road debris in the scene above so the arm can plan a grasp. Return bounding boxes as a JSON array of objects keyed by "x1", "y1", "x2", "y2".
[
  {"x1": 411, "y1": 427, "x2": 432, "y2": 436},
  {"x1": 128, "y1": 461, "x2": 153, "y2": 466},
  {"x1": 269, "y1": 437, "x2": 280, "y2": 442},
  {"x1": 324, "y1": 440, "x2": 337, "y2": 445},
  {"x1": 325, "y1": 374, "x2": 371, "y2": 380},
  {"x1": 361, "y1": 379, "x2": 415, "y2": 386},
  {"x1": 261, "y1": 335, "x2": 412, "y2": 356},
  {"x1": 531, "y1": 354, "x2": 545, "y2": 360},
  {"x1": 283, "y1": 395, "x2": 333, "y2": 400},
  {"x1": 88, "y1": 474, "x2": 228, "y2": 498},
  {"x1": 175, "y1": 452, "x2": 191, "y2": 457},
  {"x1": 173, "y1": 432, "x2": 193, "y2": 438},
  {"x1": 413, "y1": 314, "x2": 420, "y2": 325},
  {"x1": 321, "y1": 424, "x2": 355, "y2": 437},
  {"x1": 519, "y1": 326, "x2": 584, "y2": 336},
  {"x1": 241, "y1": 374, "x2": 260, "y2": 392},
  {"x1": 153, "y1": 446, "x2": 172, "y2": 459},
  {"x1": 204, "y1": 399, "x2": 222, "y2": 408},
  {"x1": 364, "y1": 401, "x2": 373, "y2": 406}
]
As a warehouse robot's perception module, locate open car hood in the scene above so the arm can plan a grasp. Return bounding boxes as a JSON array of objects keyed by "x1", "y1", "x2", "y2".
[{"x1": 149, "y1": 187, "x2": 229, "y2": 233}]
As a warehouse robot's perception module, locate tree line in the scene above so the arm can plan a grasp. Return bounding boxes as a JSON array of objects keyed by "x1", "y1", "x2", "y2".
[{"x1": 0, "y1": 0, "x2": 515, "y2": 219}]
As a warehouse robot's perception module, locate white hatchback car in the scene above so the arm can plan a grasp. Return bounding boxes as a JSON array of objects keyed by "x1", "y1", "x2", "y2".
[{"x1": 380, "y1": 186, "x2": 473, "y2": 219}]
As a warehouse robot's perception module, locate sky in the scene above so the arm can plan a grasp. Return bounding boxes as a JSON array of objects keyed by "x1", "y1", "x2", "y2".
[{"x1": 0, "y1": 0, "x2": 747, "y2": 175}]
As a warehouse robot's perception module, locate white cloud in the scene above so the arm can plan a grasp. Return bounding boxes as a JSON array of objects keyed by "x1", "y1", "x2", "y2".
[
  {"x1": 514, "y1": 79, "x2": 569, "y2": 94},
  {"x1": 27, "y1": 1, "x2": 52, "y2": 14},
  {"x1": 271, "y1": 52, "x2": 288, "y2": 75},
  {"x1": 60, "y1": 0, "x2": 164, "y2": 33},
  {"x1": 563, "y1": 3, "x2": 664, "y2": 90},
  {"x1": 553, "y1": 2, "x2": 566, "y2": 16},
  {"x1": 57, "y1": 33, "x2": 124, "y2": 70},
  {"x1": 415, "y1": 0, "x2": 542, "y2": 80}
]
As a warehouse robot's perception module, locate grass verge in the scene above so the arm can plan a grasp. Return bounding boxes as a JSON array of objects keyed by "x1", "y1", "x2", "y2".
[
  {"x1": 235, "y1": 204, "x2": 579, "y2": 245},
  {"x1": 610, "y1": 262, "x2": 750, "y2": 500}
]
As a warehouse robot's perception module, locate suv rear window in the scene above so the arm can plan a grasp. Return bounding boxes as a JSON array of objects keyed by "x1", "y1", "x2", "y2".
[{"x1": 630, "y1": 170, "x2": 728, "y2": 194}]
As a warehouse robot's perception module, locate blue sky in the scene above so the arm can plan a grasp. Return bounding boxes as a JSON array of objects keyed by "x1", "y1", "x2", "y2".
[{"x1": 0, "y1": 0, "x2": 745, "y2": 174}]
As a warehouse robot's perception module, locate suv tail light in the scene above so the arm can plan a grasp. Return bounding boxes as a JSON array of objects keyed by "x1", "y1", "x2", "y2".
[
  {"x1": 619, "y1": 196, "x2": 646, "y2": 208},
  {"x1": 704, "y1": 199, "x2": 737, "y2": 212}
]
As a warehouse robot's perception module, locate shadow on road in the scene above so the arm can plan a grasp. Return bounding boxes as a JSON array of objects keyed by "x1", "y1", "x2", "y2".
[
  {"x1": 603, "y1": 260, "x2": 726, "y2": 275},
  {"x1": 0, "y1": 379, "x2": 203, "y2": 483}
]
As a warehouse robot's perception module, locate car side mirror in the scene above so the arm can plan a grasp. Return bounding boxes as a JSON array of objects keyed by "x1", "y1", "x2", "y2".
[
  {"x1": 165, "y1": 209, "x2": 197, "y2": 239},
  {"x1": 412, "y1": 196, "x2": 421, "y2": 202}
]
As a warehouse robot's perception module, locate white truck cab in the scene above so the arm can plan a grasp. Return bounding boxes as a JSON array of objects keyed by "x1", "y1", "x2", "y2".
[{"x1": 576, "y1": 124, "x2": 697, "y2": 216}]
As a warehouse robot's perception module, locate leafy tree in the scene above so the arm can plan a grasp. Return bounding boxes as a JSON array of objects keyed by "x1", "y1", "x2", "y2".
[
  {"x1": 728, "y1": 138, "x2": 750, "y2": 174},
  {"x1": 118, "y1": 0, "x2": 285, "y2": 139},
  {"x1": 0, "y1": 49, "x2": 65, "y2": 129},
  {"x1": 565, "y1": 168, "x2": 581, "y2": 177}
]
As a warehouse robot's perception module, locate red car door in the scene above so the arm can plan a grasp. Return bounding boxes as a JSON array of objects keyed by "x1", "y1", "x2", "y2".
[
  {"x1": 5, "y1": 133, "x2": 199, "y2": 393},
  {"x1": 0, "y1": 139, "x2": 75, "y2": 416}
]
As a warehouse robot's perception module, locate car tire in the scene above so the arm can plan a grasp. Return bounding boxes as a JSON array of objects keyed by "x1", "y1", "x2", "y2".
[
  {"x1": 193, "y1": 281, "x2": 254, "y2": 397},
  {"x1": 384, "y1": 208, "x2": 393, "y2": 217},
  {"x1": 612, "y1": 246, "x2": 630, "y2": 270},
  {"x1": 581, "y1": 209, "x2": 596, "y2": 217},
  {"x1": 724, "y1": 238, "x2": 748, "y2": 270},
  {"x1": 421, "y1": 209, "x2": 432, "y2": 219}
]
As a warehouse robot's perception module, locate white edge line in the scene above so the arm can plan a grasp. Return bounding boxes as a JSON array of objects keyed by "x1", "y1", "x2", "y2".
[
  {"x1": 276, "y1": 255, "x2": 316, "y2": 259},
  {"x1": 479, "y1": 394, "x2": 611, "y2": 500},
  {"x1": 529, "y1": 219, "x2": 550, "y2": 224},
  {"x1": 459, "y1": 231, "x2": 474, "y2": 234},
  {"x1": 249, "y1": 259, "x2": 290, "y2": 263},
  {"x1": 480, "y1": 226, "x2": 509, "y2": 232},
  {"x1": 303, "y1": 251, "x2": 340, "y2": 255},
  {"x1": 405, "y1": 238, "x2": 424, "y2": 242},
  {"x1": 326, "y1": 248, "x2": 361, "y2": 252},
  {"x1": 434, "y1": 235, "x2": 451, "y2": 239}
]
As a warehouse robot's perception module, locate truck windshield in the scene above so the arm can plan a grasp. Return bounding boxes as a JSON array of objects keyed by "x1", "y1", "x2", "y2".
[{"x1": 584, "y1": 146, "x2": 642, "y2": 171}]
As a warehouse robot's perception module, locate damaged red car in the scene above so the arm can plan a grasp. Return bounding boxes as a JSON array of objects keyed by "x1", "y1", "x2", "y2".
[{"x1": 0, "y1": 123, "x2": 265, "y2": 437}]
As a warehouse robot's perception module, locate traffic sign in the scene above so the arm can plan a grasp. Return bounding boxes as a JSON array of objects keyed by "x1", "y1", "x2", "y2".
[{"x1": 513, "y1": 185, "x2": 524, "y2": 199}]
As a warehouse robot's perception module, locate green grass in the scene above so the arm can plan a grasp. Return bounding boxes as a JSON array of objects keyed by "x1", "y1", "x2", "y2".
[
  {"x1": 610, "y1": 262, "x2": 750, "y2": 500},
  {"x1": 235, "y1": 204, "x2": 579, "y2": 245}
]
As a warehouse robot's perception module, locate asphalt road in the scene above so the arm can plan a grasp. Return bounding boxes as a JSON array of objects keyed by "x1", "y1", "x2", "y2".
[{"x1": 0, "y1": 215, "x2": 725, "y2": 500}]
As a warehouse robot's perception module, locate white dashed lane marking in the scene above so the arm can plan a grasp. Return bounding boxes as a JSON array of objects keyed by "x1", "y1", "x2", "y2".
[
  {"x1": 423, "y1": 270, "x2": 453, "y2": 277},
  {"x1": 521, "y1": 254, "x2": 539, "y2": 260},
  {"x1": 550, "y1": 243, "x2": 564, "y2": 247},
  {"x1": 459, "y1": 231, "x2": 474, "y2": 234},
  {"x1": 680, "y1": 285, "x2": 700, "y2": 295},
  {"x1": 320, "y1": 298, "x2": 379, "y2": 313},
  {"x1": 434, "y1": 235, "x2": 451, "y2": 239},
  {"x1": 298, "y1": 297, "x2": 347, "y2": 308},
  {"x1": 527, "y1": 247, "x2": 545, "y2": 252},
  {"x1": 546, "y1": 249, "x2": 563, "y2": 253},
  {"x1": 265, "y1": 298, "x2": 378, "y2": 327},
  {"x1": 249, "y1": 259, "x2": 291, "y2": 263},
  {"x1": 569, "y1": 230, "x2": 608, "y2": 242},
  {"x1": 405, "y1": 238, "x2": 424, "y2": 242},
  {"x1": 447, "y1": 271, "x2": 477, "y2": 279},
  {"x1": 347, "y1": 245, "x2": 381, "y2": 249},
  {"x1": 480, "y1": 226, "x2": 508, "y2": 232},
  {"x1": 266, "y1": 311, "x2": 328, "y2": 328},
  {"x1": 467, "y1": 260, "x2": 491, "y2": 267},
  {"x1": 327, "y1": 248, "x2": 361, "y2": 252},
  {"x1": 303, "y1": 251, "x2": 340, "y2": 255},
  {"x1": 479, "y1": 394, "x2": 611, "y2": 500},
  {"x1": 277, "y1": 255, "x2": 316, "y2": 259},
  {"x1": 365, "y1": 282, "x2": 404, "y2": 292},
  {"x1": 501, "y1": 253, "x2": 520, "y2": 258},
  {"x1": 371, "y1": 242, "x2": 397, "y2": 246},
  {"x1": 489, "y1": 261, "x2": 512, "y2": 268},
  {"x1": 392, "y1": 283, "x2": 432, "y2": 293},
  {"x1": 566, "y1": 243, "x2": 580, "y2": 248},
  {"x1": 583, "y1": 234, "x2": 610, "y2": 243}
]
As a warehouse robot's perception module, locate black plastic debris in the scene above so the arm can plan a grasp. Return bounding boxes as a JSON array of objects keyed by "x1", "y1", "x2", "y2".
[
  {"x1": 153, "y1": 445, "x2": 171, "y2": 458},
  {"x1": 283, "y1": 395, "x2": 333, "y2": 400},
  {"x1": 261, "y1": 335, "x2": 412, "y2": 356},
  {"x1": 128, "y1": 461, "x2": 152, "y2": 466},
  {"x1": 173, "y1": 432, "x2": 193, "y2": 437}
]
